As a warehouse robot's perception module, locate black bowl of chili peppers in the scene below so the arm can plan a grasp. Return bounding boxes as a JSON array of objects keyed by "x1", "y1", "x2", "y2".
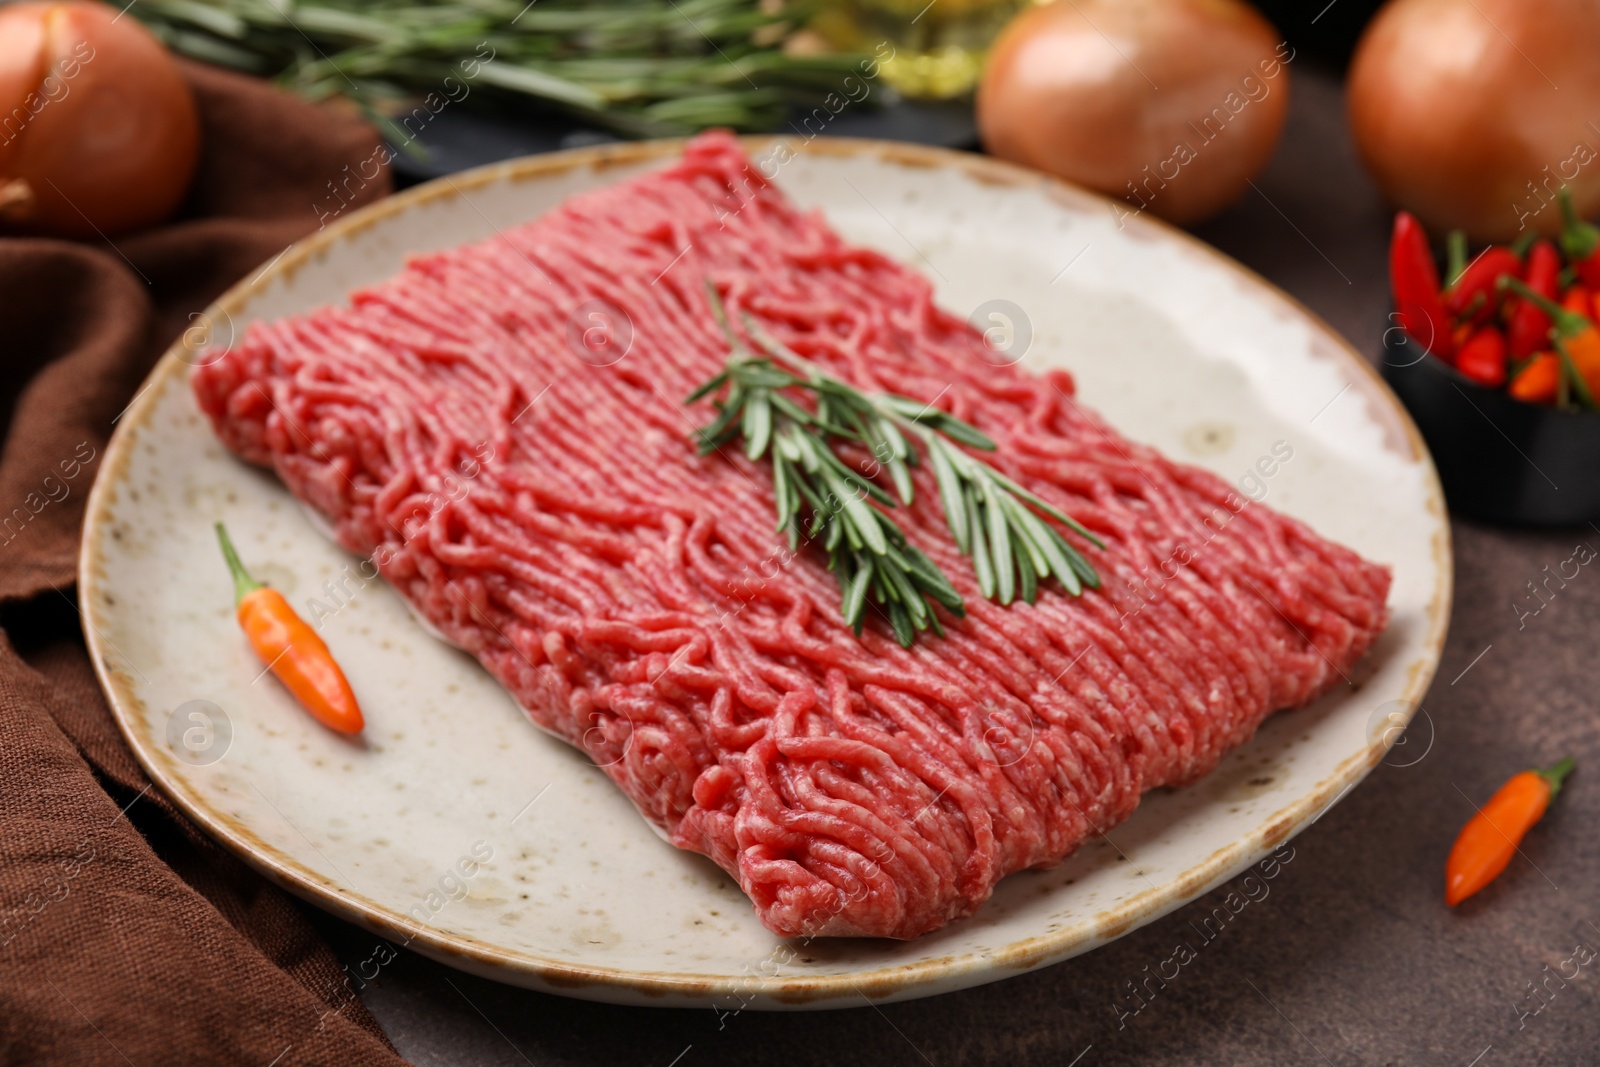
[{"x1": 1382, "y1": 192, "x2": 1600, "y2": 526}]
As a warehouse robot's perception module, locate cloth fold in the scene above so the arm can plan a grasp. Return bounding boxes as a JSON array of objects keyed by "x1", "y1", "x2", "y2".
[{"x1": 0, "y1": 61, "x2": 409, "y2": 1065}]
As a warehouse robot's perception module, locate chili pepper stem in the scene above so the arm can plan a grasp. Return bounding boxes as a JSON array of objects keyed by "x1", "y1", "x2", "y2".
[
  {"x1": 1499, "y1": 276, "x2": 1587, "y2": 334},
  {"x1": 1560, "y1": 187, "x2": 1582, "y2": 230},
  {"x1": 1559, "y1": 188, "x2": 1598, "y2": 257},
  {"x1": 215, "y1": 522, "x2": 264, "y2": 605},
  {"x1": 1554, "y1": 341, "x2": 1599, "y2": 410},
  {"x1": 1445, "y1": 230, "x2": 1468, "y2": 287},
  {"x1": 1534, "y1": 757, "x2": 1576, "y2": 796}
]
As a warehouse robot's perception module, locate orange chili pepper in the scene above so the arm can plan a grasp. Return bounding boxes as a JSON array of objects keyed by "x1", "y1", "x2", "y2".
[
  {"x1": 215, "y1": 523, "x2": 364, "y2": 734},
  {"x1": 1446, "y1": 758, "x2": 1573, "y2": 906},
  {"x1": 1501, "y1": 277, "x2": 1600, "y2": 407},
  {"x1": 1508, "y1": 352, "x2": 1560, "y2": 404}
]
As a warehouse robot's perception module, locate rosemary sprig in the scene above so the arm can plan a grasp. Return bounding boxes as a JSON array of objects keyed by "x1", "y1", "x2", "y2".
[
  {"x1": 689, "y1": 318, "x2": 963, "y2": 645},
  {"x1": 132, "y1": 0, "x2": 872, "y2": 138},
  {"x1": 688, "y1": 285, "x2": 1102, "y2": 645}
]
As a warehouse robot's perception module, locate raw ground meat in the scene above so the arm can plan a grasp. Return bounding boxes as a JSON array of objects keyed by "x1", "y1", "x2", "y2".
[{"x1": 192, "y1": 132, "x2": 1390, "y2": 939}]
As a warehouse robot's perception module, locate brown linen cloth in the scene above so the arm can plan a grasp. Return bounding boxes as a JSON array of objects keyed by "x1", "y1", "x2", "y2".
[{"x1": 0, "y1": 62, "x2": 411, "y2": 1066}]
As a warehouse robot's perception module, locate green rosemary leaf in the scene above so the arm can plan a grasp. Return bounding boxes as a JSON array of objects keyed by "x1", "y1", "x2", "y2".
[
  {"x1": 772, "y1": 451, "x2": 792, "y2": 532},
  {"x1": 1054, "y1": 527, "x2": 1101, "y2": 589},
  {"x1": 774, "y1": 424, "x2": 803, "y2": 463},
  {"x1": 927, "y1": 438, "x2": 970, "y2": 553},
  {"x1": 1002, "y1": 489, "x2": 1080, "y2": 594},
  {"x1": 878, "y1": 557, "x2": 927, "y2": 627},
  {"x1": 904, "y1": 547, "x2": 965, "y2": 614},
  {"x1": 742, "y1": 364, "x2": 799, "y2": 390},
  {"x1": 870, "y1": 566, "x2": 891, "y2": 609},
  {"x1": 873, "y1": 395, "x2": 924, "y2": 419},
  {"x1": 825, "y1": 471, "x2": 888, "y2": 556},
  {"x1": 899, "y1": 577, "x2": 932, "y2": 628},
  {"x1": 786, "y1": 475, "x2": 803, "y2": 540},
  {"x1": 993, "y1": 471, "x2": 1106, "y2": 549},
  {"x1": 840, "y1": 511, "x2": 864, "y2": 552},
  {"x1": 895, "y1": 538, "x2": 939, "y2": 583},
  {"x1": 887, "y1": 455, "x2": 914, "y2": 506},
  {"x1": 1015, "y1": 530, "x2": 1038, "y2": 605},
  {"x1": 790, "y1": 460, "x2": 827, "y2": 512},
  {"x1": 743, "y1": 390, "x2": 772, "y2": 460},
  {"x1": 876, "y1": 416, "x2": 911, "y2": 462},
  {"x1": 865, "y1": 417, "x2": 913, "y2": 504},
  {"x1": 842, "y1": 557, "x2": 873, "y2": 631},
  {"x1": 876, "y1": 396, "x2": 995, "y2": 450},
  {"x1": 472, "y1": 61, "x2": 604, "y2": 110},
  {"x1": 684, "y1": 371, "x2": 728, "y2": 405},
  {"x1": 997, "y1": 494, "x2": 1052, "y2": 574},
  {"x1": 768, "y1": 392, "x2": 814, "y2": 427},
  {"x1": 985, "y1": 480, "x2": 1015, "y2": 605},
  {"x1": 831, "y1": 395, "x2": 874, "y2": 443},
  {"x1": 966, "y1": 488, "x2": 995, "y2": 600},
  {"x1": 705, "y1": 281, "x2": 749, "y2": 355},
  {"x1": 808, "y1": 440, "x2": 887, "y2": 504},
  {"x1": 922, "y1": 412, "x2": 995, "y2": 451},
  {"x1": 887, "y1": 600, "x2": 914, "y2": 648},
  {"x1": 696, "y1": 400, "x2": 742, "y2": 453}
]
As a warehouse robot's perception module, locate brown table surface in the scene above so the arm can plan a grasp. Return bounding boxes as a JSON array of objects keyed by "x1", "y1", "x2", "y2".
[{"x1": 319, "y1": 65, "x2": 1600, "y2": 1066}]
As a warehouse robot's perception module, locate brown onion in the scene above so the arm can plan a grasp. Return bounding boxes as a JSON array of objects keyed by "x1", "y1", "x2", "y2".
[
  {"x1": 977, "y1": 0, "x2": 1292, "y2": 226},
  {"x1": 1348, "y1": 0, "x2": 1600, "y2": 243},
  {"x1": 0, "y1": 1, "x2": 199, "y2": 238}
]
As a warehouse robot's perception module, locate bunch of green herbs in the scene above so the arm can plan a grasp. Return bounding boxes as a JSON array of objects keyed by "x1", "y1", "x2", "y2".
[{"x1": 133, "y1": 0, "x2": 870, "y2": 137}]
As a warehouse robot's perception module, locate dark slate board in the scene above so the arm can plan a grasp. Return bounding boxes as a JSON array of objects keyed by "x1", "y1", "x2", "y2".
[{"x1": 387, "y1": 98, "x2": 980, "y2": 187}]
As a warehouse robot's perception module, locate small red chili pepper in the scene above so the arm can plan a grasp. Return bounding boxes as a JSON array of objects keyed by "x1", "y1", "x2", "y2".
[
  {"x1": 1446, "y1": 758, "x2": 1573, "y2": 906},
  {"x1": 1389, "y1": 212, "x2": 1454, "y2": 359},
  {"x1": 1557, "y1": 187, "x2": 1600, "y2": 289},
  {"x1": 216, "y1": 522, "x2": 364, "y2": 735},
  {"x1": 1507, "y1": 240, "x2": 1561, "y2": 359},
  {"x1": 1455, "y1": 326, "x2": 1508, "y2": 387},
  {"x1": 1444, "y1": 246, "x2": 1522, "y2": 324}
]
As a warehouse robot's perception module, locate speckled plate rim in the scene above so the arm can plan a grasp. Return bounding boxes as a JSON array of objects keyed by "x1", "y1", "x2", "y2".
[{"x1": 80, "y1": 136, "x2": 1453, "y2": 1007}]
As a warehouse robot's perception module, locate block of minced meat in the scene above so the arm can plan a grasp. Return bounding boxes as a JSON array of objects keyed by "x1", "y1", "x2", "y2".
[{"x1": 192, "y1": 131, "x2": 1390, "y2": 940}]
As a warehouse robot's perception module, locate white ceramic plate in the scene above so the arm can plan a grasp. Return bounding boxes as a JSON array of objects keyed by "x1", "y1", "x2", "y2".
[{"x1": 80, "y1": 138, "x2": 1450, "y2": 1009}]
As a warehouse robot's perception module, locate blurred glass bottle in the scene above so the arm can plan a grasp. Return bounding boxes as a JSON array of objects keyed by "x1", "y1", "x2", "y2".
[{"x1": 813, "y1": 0, "x2": 1033, "y2": 99}]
